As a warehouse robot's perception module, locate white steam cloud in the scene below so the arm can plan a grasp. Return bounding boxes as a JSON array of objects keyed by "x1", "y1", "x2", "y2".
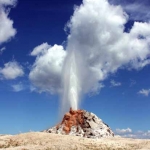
[
  {"x1": 0, "y1": 0, "x2": 17, "y2": 44},
  {"x1": 30, "y1": 0, "x2": 150, "y2": 112}
]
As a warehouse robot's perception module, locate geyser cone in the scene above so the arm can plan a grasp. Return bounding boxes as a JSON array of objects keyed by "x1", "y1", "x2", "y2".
[{"x1": 44, "y1": 108, "x2": 114, "y2": 139}]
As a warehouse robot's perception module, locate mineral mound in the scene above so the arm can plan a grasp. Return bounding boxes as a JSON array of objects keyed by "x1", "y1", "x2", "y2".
[{"x1": 44, "y1": 108, "x2": 114, "y2": 138}]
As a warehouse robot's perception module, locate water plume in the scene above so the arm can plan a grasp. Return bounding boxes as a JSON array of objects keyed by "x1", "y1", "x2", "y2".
[{"x1": 61, "y1": 50, "x2": 81, "y2": 111}]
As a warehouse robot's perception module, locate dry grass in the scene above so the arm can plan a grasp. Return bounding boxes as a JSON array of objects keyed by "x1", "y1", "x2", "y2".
[{"x1": 0, "y1": 132, "x2": 150, "y2": 150}]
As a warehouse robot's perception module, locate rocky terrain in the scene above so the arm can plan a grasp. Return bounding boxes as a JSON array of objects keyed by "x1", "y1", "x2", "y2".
[
  {"x1": 44, "y1": 108, "x2": 114, "y2": 138},
  {"x1": 1, "y1": 132, "x2": 150, "y2": 150}
]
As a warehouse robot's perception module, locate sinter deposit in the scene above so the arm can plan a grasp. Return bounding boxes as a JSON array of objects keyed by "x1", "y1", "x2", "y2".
[{"x1": 44, "y1": 108, "x2": 114, "y2": 138}]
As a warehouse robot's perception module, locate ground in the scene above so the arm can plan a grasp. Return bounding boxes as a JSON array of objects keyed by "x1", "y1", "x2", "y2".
[{"x1": 0, "y1": 132, "x2": 150, "y2": 150}]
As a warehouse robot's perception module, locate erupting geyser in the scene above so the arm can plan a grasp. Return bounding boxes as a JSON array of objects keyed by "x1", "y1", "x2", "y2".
[
  {"x1": 30, "y1": 0, "x2": 150, "y2": 114},
  {"x1": 62, "y1": 50, "x2": 81, "y2": 111}
]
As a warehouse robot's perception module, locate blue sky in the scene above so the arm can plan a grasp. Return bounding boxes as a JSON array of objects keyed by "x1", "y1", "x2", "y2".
[{"x1": 0, "y1": 0, "x2": 150, "y2": 138}]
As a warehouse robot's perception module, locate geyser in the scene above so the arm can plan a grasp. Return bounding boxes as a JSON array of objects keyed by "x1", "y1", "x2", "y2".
[
  {"x1": 62, "y1": 50, "x2": 81, "y2": 111},
  {"x1": 30, "y1": 0, "x2": 150, "y2": 113}
]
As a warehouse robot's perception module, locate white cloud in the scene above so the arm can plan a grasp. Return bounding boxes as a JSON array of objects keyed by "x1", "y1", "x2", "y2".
[
  {"x1": 115, "y1": 128, "x2": 150, "y2": 139},
  {"x1": 138, "y1": 89, "x2": 150, "y2": 96},
  {"x1": 29, "y1": 44, "x2": 66, "y2": 94},
  {"x1": 110, "y1": 80, "x2": 121, "y2": 87},
  {"x1": 30, "y1": 42, "x2": 51, "y2": 56},
  {"x1": 11, "y1": 82, "x2": 24, "y2": 92},
  {"x1": 0, "y1": 47, "x2": 6, "y2": 54},
  {"x1": 0, "y1": 61, "x2": 24, "y2": 80},
  {"x1": 116, "y1": 128, "x2": 132, "y2": 134},
  {"x1": 0, "y1": 0, "x2": 17, "y2": 44}
]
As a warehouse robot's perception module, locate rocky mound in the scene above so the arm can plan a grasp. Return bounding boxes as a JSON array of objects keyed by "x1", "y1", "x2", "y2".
[{"x1": 44, "y1": 108, "x2": 114, "y2": 138}]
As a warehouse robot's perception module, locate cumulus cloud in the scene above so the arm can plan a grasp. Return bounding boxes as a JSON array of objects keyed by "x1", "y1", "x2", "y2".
[
  {"x1": 30, "y1": 0, "x2": 150, "y2": 107},
  {"x1": 29, "y1": 44, "x2": 66, "y2": 94},
  {"x1": 11, "y1": 82, "x2": 24, "y2": 92},
  {"x1": 138, "y1": 89, "x2": 150, "y2": 96},
  {"x1": 115, "y1": 128, "x2": 150, "y2": 139},
  {"x1": 0, "y1": 61, "x2": 24, "y2": 80},
  {"x1": 110, "y1": 80, "x2": 121, "y2": 87},
  {"x1": 0, "y1": 0, "x2": 17, "y2": 44}
]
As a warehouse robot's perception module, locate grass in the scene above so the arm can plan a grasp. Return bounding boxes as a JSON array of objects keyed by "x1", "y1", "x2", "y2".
[
  {"x1": 0, "y1": 138, "x2": 21, "y2": 148},
  {"x1": 0, "y1": 132, "x2": 149, "y2": 150}
]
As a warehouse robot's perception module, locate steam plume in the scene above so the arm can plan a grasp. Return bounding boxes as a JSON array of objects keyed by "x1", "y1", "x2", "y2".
[{"x1": 30, "y1": 0, "x2": 150, "y2": 112}]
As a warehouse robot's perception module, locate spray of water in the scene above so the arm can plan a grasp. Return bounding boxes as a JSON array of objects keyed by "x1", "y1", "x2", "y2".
[{"x1": 61, "y1": 50, "x2": 81, "y2": 112}]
